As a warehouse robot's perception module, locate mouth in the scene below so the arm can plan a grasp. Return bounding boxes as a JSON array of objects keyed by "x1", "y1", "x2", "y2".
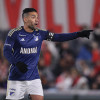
[{"x1": 35, "y1": 23, "x2": 38, "y2": 26}]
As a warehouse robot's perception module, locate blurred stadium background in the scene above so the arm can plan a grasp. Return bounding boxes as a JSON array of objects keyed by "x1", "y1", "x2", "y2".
[{"x1": 0, "y1": 0, "x2": 100, "y2": 100}]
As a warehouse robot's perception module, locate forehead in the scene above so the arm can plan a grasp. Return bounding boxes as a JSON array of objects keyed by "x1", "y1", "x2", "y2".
[{"x1": 28, "y1": 12, "x2": 38, "y2": 17}]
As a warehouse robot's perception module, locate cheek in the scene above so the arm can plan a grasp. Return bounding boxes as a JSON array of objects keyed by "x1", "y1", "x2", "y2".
[
  {"x1": 30, "y1": 19, "x2": 35, "y2": 24},
  {"x1": 27, "y1": 18, "x2": 35, "y2": 26},
  {"x1": 27, "y1": 21, "x2": 30, "y2": 26},
  {"x1": 31, "y1": 21, "x2": 36, "y2": 26},
  {"x1": 27, "y1": 20, "x2": 33, "y2": 25}
]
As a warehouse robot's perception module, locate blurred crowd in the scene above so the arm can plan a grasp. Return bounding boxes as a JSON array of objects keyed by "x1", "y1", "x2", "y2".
[
  {"x1": 0, "y1": 40, "x2": 9, "y2": 89},
  {"x1": 0, "y1": 23, "x2": 100, "y2": 91}
]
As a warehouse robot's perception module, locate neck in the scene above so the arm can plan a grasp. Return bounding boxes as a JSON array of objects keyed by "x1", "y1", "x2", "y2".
[{"x1": 24, "y1": 25, "x2": 34, "y2": 33}]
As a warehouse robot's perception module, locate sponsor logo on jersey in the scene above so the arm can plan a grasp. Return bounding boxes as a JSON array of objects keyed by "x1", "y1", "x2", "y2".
[
  {"x1": 20, "y1": 47, "x2": 37, "y2": 54},
  {"x1": 4, "y1": 43, "x2": 11, "y2": 46},
  {"x1": 19, "y1": 34, "x2": 26, "y2": 36}
]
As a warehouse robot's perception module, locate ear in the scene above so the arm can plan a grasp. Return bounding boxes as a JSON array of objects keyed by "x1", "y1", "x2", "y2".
[{"x1": 23, "y1": 17, "x2": 28, "y2": 23}]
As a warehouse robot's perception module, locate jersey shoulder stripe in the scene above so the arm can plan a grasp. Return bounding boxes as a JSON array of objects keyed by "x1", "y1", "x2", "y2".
[
  {"x1": 8, "y1": 27, "x2": 22, "y2": 37},
  {"x1": 36, "y1": 28, "x2": 47, "y2": 32}
]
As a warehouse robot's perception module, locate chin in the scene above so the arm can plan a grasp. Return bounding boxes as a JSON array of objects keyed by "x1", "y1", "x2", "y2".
[
  {"x1": 34, "y1": 26, "x2": 38, "y2": 29},
  {"x1": 28, "y1": 26, "x2": 35, "y2": 30}
]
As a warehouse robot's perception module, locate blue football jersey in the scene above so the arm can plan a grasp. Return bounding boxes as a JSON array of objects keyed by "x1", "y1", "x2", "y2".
[{"x1": 4, "y1": 26, "x2": 79, "y2": 80}]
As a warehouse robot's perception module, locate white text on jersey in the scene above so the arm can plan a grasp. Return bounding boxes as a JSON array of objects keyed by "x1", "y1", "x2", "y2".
[{"x1": 20, "y1": 47, "x2": 37, "y2": 54}]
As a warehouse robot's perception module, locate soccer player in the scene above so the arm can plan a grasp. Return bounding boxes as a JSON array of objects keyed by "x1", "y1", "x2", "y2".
[{"x1": 3, "y1": 8, "x2": 93, "y2": 100}]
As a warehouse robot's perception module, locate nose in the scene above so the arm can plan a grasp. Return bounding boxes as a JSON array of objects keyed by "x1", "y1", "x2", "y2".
[{"x1": 35, "y1": 18, "x2": 39, "y2": 23}]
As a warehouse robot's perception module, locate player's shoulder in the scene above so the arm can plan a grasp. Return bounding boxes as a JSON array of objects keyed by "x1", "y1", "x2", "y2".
[
  {"x1": 36, "y1": 28, "x2": 47, "y2": 32},
  {"x1": 8, "y1": 27, "x2": 22, "y2": 37}
]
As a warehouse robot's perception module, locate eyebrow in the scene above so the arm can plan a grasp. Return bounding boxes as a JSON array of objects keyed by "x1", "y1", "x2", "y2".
[
  {"x1": 31, "y1": 15, "x2": 36, "y2": 17},
  {"x1": 31, "y1": 15, "x2": 38, "y2": 18}
]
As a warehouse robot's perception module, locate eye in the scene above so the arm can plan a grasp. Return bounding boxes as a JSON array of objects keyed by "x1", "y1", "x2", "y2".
[
  {"x1": 31, "y1": 15, "x2": 35, "y2": 18},
  {"x1": 31, "y1": 15, "x2": 39, "y2": 20}
]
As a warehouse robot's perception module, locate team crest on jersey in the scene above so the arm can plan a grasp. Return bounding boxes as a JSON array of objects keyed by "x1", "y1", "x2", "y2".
[
  {"x1": 34, "y1": 36, "x2": 39, "y2": 41},
  {"x1": 20, "y1": 38, "x2": 25, "y2": 41}
]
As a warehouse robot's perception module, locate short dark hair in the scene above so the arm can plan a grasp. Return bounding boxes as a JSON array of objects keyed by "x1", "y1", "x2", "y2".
[{"x1": 22, "y1": 8, "x2": 37, "y2": 18}]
